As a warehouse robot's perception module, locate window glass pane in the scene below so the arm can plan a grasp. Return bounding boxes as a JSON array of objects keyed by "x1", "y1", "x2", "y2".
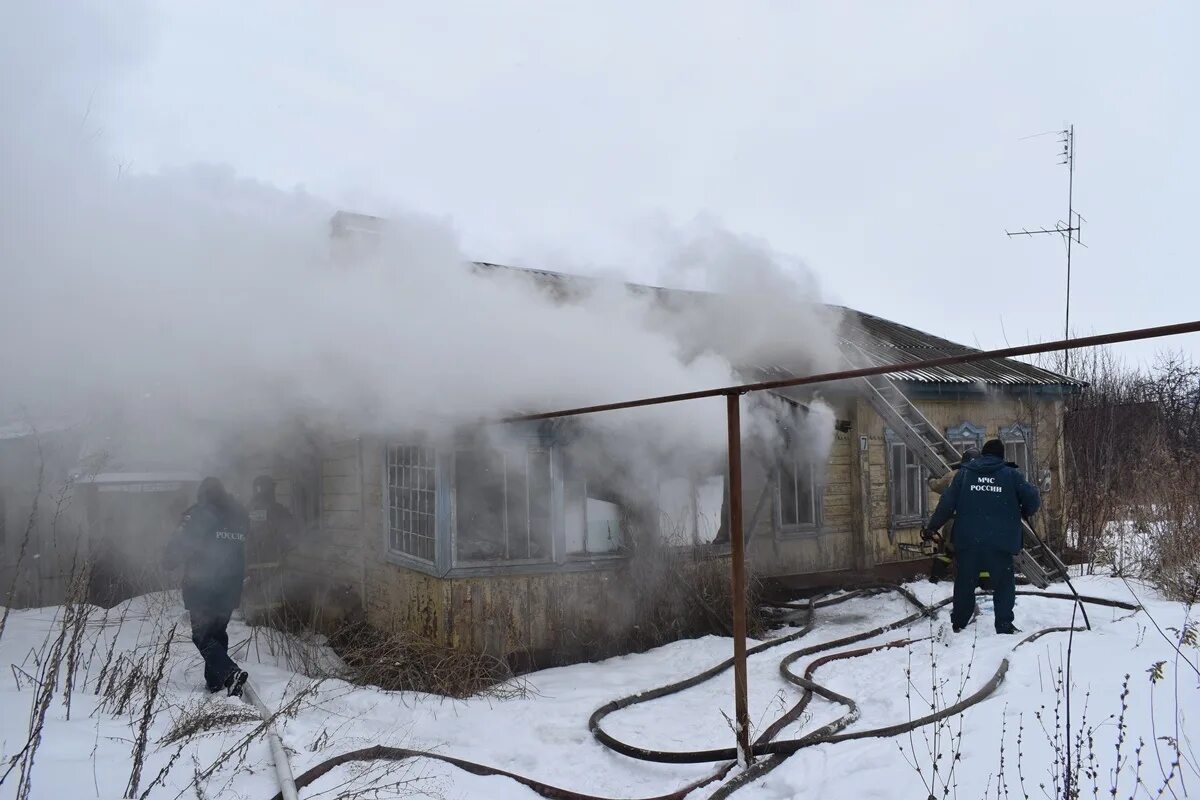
[
  {"x1": 564, "y1": 479, "x2": 586, "y2": 554},
  {"x1": 694, "y1": 476, "x2": 724, "y2": 543},
  {"x1": 455, "y1": 449, "x2": 506, "y2": 561},
  {"x1": 505, "y1": 452, "x2": 529, "y2": 559},
  {"x1": 779, "y1": 458, "x2": 798, "y2": 527},
  {"x1": 386, "y1": 445, "x2": 437, "y2": 562},
  {"x1": 658, "y1": 477, "x2": 694, "y2": 546},
  {"x1": 907, "y1": 464, "x2": 923, "y2": 516},
  {"x1": 1012, "y1": 442, "x2": 1030, "y2": 475},
  {"x1": 586, "y1": 498, "x2": 622, "y2": 552},
  {"x1": 890, "y1": 443, "x2": 905, "y2": 516},
  {"x1": 527, "y1": 449, "x2": 552, "y2": 560},
  {"x1": 796, "y1": 463, "x2": 815, "y2": 525},
  {"x1": 565, "y1": 454, "x2": 627, "y2": 555}
]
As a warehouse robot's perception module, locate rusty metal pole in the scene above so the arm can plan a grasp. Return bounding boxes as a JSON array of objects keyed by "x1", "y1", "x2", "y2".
[{"x1": 726, "y1": 391, "x2": 752, "y2": 767}]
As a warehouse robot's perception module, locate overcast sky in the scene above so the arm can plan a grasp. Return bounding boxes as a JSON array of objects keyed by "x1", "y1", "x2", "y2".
[{"x1": 101, "y1": 1, "x2": 1199, "y2": 365}]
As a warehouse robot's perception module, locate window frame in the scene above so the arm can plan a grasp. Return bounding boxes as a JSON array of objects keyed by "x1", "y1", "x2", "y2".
[
  {"x1": 451, "y1": 445, "x2": 557, "y2": 568},
  {"x1": 564, "y1": 478, "x2": 628, "y2": 558},
  {"x1": 776, "y1": 454, "x2": 822, "y2": 536},
  {"x1": 885, "y1": 429, "x2": 928, "y2": 527},
  {"x1": 999, "y1": 423, "x2": 1035, "y2": 476},
  {"x1": 385, "y1": 444, "x2": 439, "y2": 565},
  {"x1": 945, "y1": 421, "x2": 985, "y2": 457},
  {"x1": 382, "y1": 438, "x2": 630, "y2": 579},
  {"x1": 656, "y1": 473, "x2": 728, "y2": 548}
]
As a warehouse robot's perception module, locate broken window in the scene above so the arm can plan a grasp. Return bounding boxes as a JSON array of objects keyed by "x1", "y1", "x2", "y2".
[
  {"x1": 386, "y1": 445, "x2": 437, "y2": 562},
  {"x1": 562, "y1": 449, "x2": 629, "y2": 556},
  {"x1": 1000, "y1": 424, "x2": 1034, "y2": 476},
  {"x1": 565, "y1": 482, "x2": 624, "y2": 555},
  {"x1": 455, "y1": 446, "x2": 553, "y2": 562},
  {"x1": 657, "y1": 475, "x2": 725, "y2": 546},
  {"x1": 888, "y1": 436, "x2": 926, "y2": 522}
]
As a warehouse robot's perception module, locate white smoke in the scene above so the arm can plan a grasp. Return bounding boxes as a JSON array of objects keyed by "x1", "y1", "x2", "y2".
[{"x1": 0, "y1": 1, "x2": 841, "y2": 478}]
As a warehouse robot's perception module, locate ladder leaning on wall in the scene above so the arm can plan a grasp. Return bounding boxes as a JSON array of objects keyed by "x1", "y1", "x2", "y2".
[{"x1": 844, "y1": 342, "x2": 1069, "y2": 589}]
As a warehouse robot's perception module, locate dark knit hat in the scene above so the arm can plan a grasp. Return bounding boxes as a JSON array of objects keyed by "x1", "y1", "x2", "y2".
[
  {"x1": 982, "y1": 439, "x2": 1005, "y2": 459},
  {"x1": 198, "y1": 476, "x2": 226, "y2": 504}
]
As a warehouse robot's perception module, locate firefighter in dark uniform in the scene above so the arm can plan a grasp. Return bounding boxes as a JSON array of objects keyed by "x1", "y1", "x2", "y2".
[
  {"x1": 244, "y1": 476, "x2": 298, "y2": 624},
  {"x1": 925, "y1": 439, "x2": 1041, "y2": 634},
  {"x1": 163, "y1": 477, "x2": 250, "y2": 695}
]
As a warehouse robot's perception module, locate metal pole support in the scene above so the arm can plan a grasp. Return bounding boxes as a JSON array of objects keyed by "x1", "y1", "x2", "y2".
[{"x1": 727, "y1": 392, "x2": 752, "y2": 767}]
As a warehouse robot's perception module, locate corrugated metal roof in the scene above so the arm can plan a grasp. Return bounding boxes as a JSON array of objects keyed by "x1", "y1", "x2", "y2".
[
  {"x1": 836, "y1": 307, "x2": 1078, "y2": 386},
  {"x1": 472, "y1": 261, "x2": 1079, "y2": 389}
]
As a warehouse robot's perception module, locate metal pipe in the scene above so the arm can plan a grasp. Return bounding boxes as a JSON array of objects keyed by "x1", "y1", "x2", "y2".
[
  {"x1": 504, "y1": 319, "x2": 1200, "y2": 423},
  {"x1": 726, "y1": 392, "x2": 752, "y2": 767}
]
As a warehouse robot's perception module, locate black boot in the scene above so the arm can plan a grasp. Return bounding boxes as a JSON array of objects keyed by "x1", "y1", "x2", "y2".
[{"x1": 224, "y1": 669, "x2": 249, "y2": 697}]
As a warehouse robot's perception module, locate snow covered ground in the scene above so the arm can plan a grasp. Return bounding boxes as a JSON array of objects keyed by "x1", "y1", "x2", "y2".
[{"x1": 1, "y1": 577, "x2": 1196, "y2": 800}]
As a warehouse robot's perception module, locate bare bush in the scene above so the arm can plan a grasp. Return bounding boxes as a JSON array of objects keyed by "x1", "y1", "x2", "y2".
[
  {"x1": 898, "y1": 618, "x2": 977, "y2": 800},
  {"x1": 328, "y1": 621, "x2": 524, "y2": 699},
  {"x1": 1043, "y1": 347, "x2": 1200, "y2": 600}
]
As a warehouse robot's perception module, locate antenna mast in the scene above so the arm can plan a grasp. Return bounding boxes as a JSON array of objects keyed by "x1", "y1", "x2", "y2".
[{"x1": 1006, "y1": 124, "x2": 1085, "y2": 373}]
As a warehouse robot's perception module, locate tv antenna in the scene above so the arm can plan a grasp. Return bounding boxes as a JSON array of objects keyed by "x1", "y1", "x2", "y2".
[{"x1": 1005, "y1": 124, "x2": 1085, "y2": 373}]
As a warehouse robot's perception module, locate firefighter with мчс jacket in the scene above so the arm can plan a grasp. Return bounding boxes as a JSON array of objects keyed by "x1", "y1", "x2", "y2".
[
  {"x1": 163, "y1": 477, "x2": 250, "y2": 696},
  {"x1": 925, "y1": 439, "x2": 1041, "y2": 635}
]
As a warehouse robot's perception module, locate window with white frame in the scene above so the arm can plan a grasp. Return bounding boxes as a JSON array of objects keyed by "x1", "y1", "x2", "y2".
[
  {"x1": 657, "y1": 475, "x2": 725, "y2": 546},
  {"x1": 778, "y1": 456, "x2": 819, "y2": 530},
  {"x1": 387, "y1": 445, "x2": 437, "y2": 562},
  {"x1": 945, "y1": 422, "x2": 985, "y2": 458},
  {"x1": 888, "y1": 434, "x2": 927, "y2": 522},
  {"x1": 1000, "y1": 424, "x2": 1034, "y2": 476},
  {"x1": 455, "y1": 446, "x2": 553, "y2": 562}
]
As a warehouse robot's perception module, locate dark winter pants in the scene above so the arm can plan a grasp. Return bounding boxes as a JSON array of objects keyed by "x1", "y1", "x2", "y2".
[
  {"x1": 951, "y1": 549, "x2": 1016, "y2": 632},
  {"x1": 189, "y1": 607, "x2": 238, "y2": 691}
]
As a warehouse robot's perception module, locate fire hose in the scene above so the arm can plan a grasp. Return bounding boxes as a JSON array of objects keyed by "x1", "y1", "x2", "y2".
[{"x1": 263, "y1": 586, "x2": 1139, "y2": 800}]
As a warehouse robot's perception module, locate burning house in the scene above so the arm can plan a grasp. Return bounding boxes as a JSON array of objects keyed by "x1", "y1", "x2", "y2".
[
  {"x1": 0, "y1": 212, "x2": 1078, "y2": 671},
  {"x1": 223, "y1": 213, "x2": 1079, "y2": 667}
]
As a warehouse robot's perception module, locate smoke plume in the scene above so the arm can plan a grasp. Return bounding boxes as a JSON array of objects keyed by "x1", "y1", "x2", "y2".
[{"x1": 0, "y1": 1, "x2": 841, "y2": 479}]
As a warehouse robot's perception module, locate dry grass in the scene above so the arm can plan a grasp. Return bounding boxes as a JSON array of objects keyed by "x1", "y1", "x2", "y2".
[
  {"x1": 329, "y1": 621, "x2": 521, "y2": 699},
  {"x1": 160, "y1": 702, "x2": 261, "y2": 747}
]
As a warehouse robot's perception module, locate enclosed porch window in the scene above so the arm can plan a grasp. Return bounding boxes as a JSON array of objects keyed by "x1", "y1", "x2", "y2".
[
  {"x1": 455, "y1": 446, "x2": 553, "y2": 563},
  {"x1": 386, "y1": 445, "x2": 437, "y2": 562},
  {"x1": 657, "y1": 475, "x2": 725, "y2": 546}
]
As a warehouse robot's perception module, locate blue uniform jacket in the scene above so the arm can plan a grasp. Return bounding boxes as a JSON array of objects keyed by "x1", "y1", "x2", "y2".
[
  {"x1": 926, "y1": 454, "x2": 1041, "y2": 554},
  {"x1": 164, "y1": 499, "x2": 248, "y2": 612}
]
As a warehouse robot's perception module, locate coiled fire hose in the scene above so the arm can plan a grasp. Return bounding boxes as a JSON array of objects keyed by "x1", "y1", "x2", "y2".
[{"x1": 263, "y1": 585, "x2": 1139, "y2": 800}]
